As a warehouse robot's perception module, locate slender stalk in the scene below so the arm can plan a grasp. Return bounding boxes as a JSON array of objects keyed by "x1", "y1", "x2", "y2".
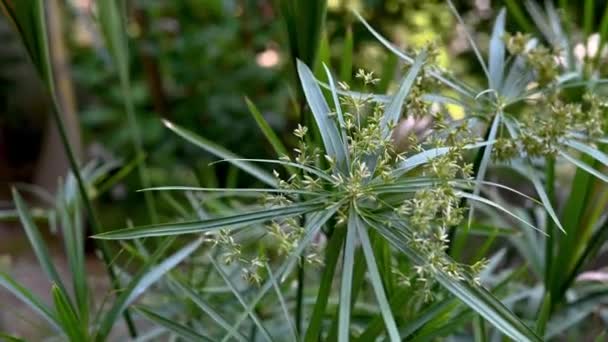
[
  {"x1": 544, "y1": 156, "x2": 555, "y2": 288},
  {"x1": 538, "y1": 156, "x2": 555, "y2": 335}
]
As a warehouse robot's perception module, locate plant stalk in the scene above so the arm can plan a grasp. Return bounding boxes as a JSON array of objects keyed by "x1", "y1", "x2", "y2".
[{"x1": 544, "y1": 156, "x2": 555, "y2": 287}]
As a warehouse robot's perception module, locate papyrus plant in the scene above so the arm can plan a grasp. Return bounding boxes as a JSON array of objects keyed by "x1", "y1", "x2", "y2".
[{"x1": 95, "y1": 45, "x2": 548, "y2": 342}]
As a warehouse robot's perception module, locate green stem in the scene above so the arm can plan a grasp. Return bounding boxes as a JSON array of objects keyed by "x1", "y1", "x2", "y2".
[
  {"x1": 304, "y1": 227, "x2": 346, "y2": 342},
  {"x1": 538, "y1": 156, "x2": 555, "y2": 334},
  {"x1": 544, "y1": 156, "x2": 555, "y2": 287},
  {"x1": 49, "y1": 96, "x2": 137, "y2": 337},
  {"x1": 535, "y1": 293, "x2": 552, "y2": 337}
]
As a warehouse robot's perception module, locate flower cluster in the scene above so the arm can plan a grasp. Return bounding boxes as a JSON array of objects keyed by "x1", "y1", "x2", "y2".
[
  {"x1": 215, "y1": 48, "x2": 488, "y2": 289},
  {"x1": 492, "y1": 32, "x2": 608, "y2": 161}
]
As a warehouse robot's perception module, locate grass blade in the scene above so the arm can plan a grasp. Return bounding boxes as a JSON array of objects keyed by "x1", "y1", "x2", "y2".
[
  {"x1": 468, "y1": 113, "x2": 501, "y2": 227},
  {"x1": 169, "y1": 279, "x2": 248, "y2": 342},
  {"x1": 96, "y1": 238, "x2": 202, "y2": 340},
  {"x1": 559, "y1": 150, "x2": 608, "y2": 183},
  {"x1": 224, "y1": 206, "x2": 339, "y2": 341},
  {"x1": 355, "y1": 213, "x2": 400, "y2": 341},
  {"x1": 304, "y1": 227, "x2": 346, "y2": 341},
  {"x1": 57, "y1": 192, "x2": 89, "y2": 321},
  {"x1": 135, "y1": 306, "x2": 213, "y2": 342},
  {"x1": 323, "y1": 64, "x2": 349, "y2": 154},
  {"x1": 11, "y1": 188, "x2": 69, "y2": 298},
  {"x1": 211, "y1": 258, "x2": 274, "y2": 342},
  {"x1": 297, "y1": 60, "x2": 348, "y2": 171},
  {"x1": 339, "y1": 26, "x2": 353, "y2": 83},
  {"x1": 393, "y1": 141, "x2": 493, "y2": 177},
  {"x1": 97, "y1": 0, "x2": 157, "y2": 223},
  {"x1": 266, "y1": 263, "x2": 298, "y2": 341},
  {"x1": 458, "y1": 191, "x2": 545, "y2": 235},
  {"x1": 245, "y1": 97, "x2": 289, "y2": 159},
  {"x1": 447, "y1": 0, "x2": 490, "y2": 81},
  {"x1": 370, "y1": 222, "x2": 542, "y2": 342},
  {"x1": 565, "y1": 139, "x2": 608, "y2": 167},
  {"x1": 0, "y1": 272, "x2": 60, "y2": 331},
  {"x1": 339, "y1": 209, "x2": 358, "y2": 342},
  {"x1": 162, "y1": 119, "x2": 277, "y2": 187},
  {"x1": 489, "y1": 9, "x2": 507, "y2": 90},
  {"x1": 381, "y1": 51, "x2": 427, "y2": 138},
  {"x1": 52, "y1": 284, "x2": 86, "y2": 341},
  {"x1": 511, "y1": 161, "x2": 564, "y2": 233},
  {"x1": 352, "y1": 10, "x2": 476, "y2": 98},
  {"x1": 94, "y1": 202, "x2": 322, "y2": 240}
]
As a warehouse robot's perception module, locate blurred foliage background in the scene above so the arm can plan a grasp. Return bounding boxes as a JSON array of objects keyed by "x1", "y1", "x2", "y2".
[{"x1": 1, "y1": 0, "x2": 606, "y2": 225}]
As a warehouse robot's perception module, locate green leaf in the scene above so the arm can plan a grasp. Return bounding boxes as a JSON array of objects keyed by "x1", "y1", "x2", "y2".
[
  {"x1": 457, "y1": 191, "x2": 545, "y2": 235},
  {"x1": 399, "y1": 298, "x2": 460, "y2": 338},
  {"x1": 381, "y1": 51, "x2": 427, "y2": 138},
  {"x1": 0, "y1": 0, "x2": 53, "y2": 91},
  {"x1": 352, "y1": 10, "x2": 476, "y2": 98},
  {"x1": 139, "y1": 186, "x2": 315, "y2": 196},
  {"x1": 339, "y1": 26, "x2": 353, "y2": 83},
  {"x1": 489, "y1": 9, "x2": 507, "y2": 90},
  {"x1": 276, "y1": 0, "x2": 327, "y2": 68},
  {"x1": 135, "y1": 306, "x2": 213, "y2": 342},
  {"x1": 447, "y1": 0, "x2": 490, "y2": 81},
  {"x1": 304, "y1": 227, "x2": 346, "y2": 342},
  {"x1": 94, "y1": 202, "x2": 322, "y2": 240},
  {"x1": 211, "y1": 258, "x2": 274, "y2": 342},
  {"x1": 393, "y1": 141, "x2": 493, "y2": 176},
  {"x1": 369, "y1": 221, "x2": 542, "y2": 342},
  {"x1": 52, "y1": 284, "x2": 86, "y2": 341},
  {"x1": 355, "y1": 213, "x2": 400, "y2": 341},
  {"x1": 57, "y1": 192, "x2": 89, "y2": 321},
  {"x1": 97, "y1": 0, "x2": 156, "y2": 223},
  {"x1": 169, "y1": 279, "x2": 248, "y2": 342},
  {"x1": 245, "y1": 97, "x2": 290, "y2": 160},
  {"x1": 0, "y1": 271, "x2": 60, "y2": 331},
  {"x1": 266, "y1": 263, "x2": 298, "y2": 341},
  {"x1": 96, "y1": 0, "x2": 129, "y2": 81},
  {"x1": 565, "y1": 139, "x2": 608, "y2": 168},
  {"x1": 468, "y1": 113, "x2": 502, "y2": 227},
  {"x1": 323, "y1": 64, "x2": 349, "y2": 154},
  {"x1": 162, "y1": 119, "x2": 277, "y2": 187},
  {"x1": 511, "y1": 162, "x2": 564, "y2": 233},
  {"x1": 224, "y1": 206, "x2": 339, "y2": 341},
  {"x1": 210, "y1": 158, "x2": 334, "y2": 183},
  {"x1": 12, "y1": 188, "x2": 70, "y2": 299},
  {"x1": 297, "y1": 60, "x2": 348, "y2": 171},
  {"x1": 504, "y1": 0, "x2": 534, "y2": 32},
  {"x1": 338, "y1": 209, "x2": 358, "y2": 342},
  {"x1": 96, "y1": 238, "x2": 202, "y2": 340},
  {"x1": 559, "y1": 150, "x2": 608, "y2": 183},
  {"x1": 584, "y1": 0, "x2": 595, "y2": 36}
]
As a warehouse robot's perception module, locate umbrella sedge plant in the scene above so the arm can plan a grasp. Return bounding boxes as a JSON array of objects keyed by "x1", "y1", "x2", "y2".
[{"x1": 95, "y1": 46, "x2": 547, "y2": 342}]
